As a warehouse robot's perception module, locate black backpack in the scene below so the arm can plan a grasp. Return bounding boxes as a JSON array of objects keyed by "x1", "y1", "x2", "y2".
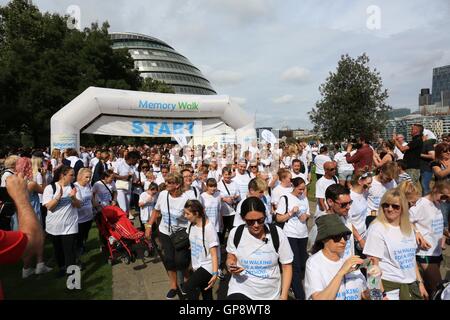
[
  {"x1": 0, "y1": 170, "x2": 16, "y2": 218},
  {"x1": 273, "y1": 195, "x2": 288, "y2": 229},
  {"x1": 51, "y1": 182, "x2": 75, "y2": 195},
  {"x1": 233, "y1": 223, "x2": 280, "y2": 253}
]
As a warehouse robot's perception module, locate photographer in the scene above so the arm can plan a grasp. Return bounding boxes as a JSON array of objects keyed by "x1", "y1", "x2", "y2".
[
  {"x1": 345, "y1": 135, "x2": 374, "y2": 173},
  {"x1": 0, "y1": 174, "x2": 45, "y2": 299}
]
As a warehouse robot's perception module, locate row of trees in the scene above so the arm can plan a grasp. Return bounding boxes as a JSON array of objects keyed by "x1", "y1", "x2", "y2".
[{"x1": 0, "y1": 0, "x2": 173, "y2": 147}]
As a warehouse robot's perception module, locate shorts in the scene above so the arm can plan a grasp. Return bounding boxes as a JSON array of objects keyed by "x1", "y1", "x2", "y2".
[
  {"x1": 338, "y1": 170, "x2": 353, "y2": 182},
  {"x1": 416, "y1": 255, "x2": 443, "y2": 264}
]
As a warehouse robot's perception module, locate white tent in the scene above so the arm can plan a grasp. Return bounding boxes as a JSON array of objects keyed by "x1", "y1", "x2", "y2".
[{"x1": 50, "y1": 86, "x2": 256, "y2": 151}]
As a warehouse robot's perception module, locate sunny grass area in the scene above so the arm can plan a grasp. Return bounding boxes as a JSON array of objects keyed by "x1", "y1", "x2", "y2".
[
  {"x1": 307, "y1": 166, "x2": 317, "y2": 203},
  {"x1": 1, "y1": 225, "x2": 112, "y2": 300}
]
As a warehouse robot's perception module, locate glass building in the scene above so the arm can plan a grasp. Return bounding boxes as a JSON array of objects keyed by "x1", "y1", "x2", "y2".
[
  {"x1": 110, "y1": 32, "x2": 216, "y2": 95},
  {"x1": 432, "y1": 65, "x2": 450, "y2": 105}
]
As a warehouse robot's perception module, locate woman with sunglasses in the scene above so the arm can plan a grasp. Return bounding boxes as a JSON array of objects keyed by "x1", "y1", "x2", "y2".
[
  {"x1": 226, "y1": 197, "x2": 293, "y2": 300},
  {"x1": 430, "y1": 143, "x2": 450, "y2": 247},
  {"x1": 363, "y1": 189, "x2": 428, "y2": 300},
  {"x1": 348, "y1": 170, "x2": 373, "y2": 256},
  {"x1": 409, "y1": 180, "x2": 449, "y2": 296},
  {"x1": 305, "y1": 214, "x2": 368, "y2": 300}
]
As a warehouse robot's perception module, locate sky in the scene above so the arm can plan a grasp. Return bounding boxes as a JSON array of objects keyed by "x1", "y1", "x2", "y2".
[{"x1": 4, "y1": 0, "x2": 450, "y2": 129}]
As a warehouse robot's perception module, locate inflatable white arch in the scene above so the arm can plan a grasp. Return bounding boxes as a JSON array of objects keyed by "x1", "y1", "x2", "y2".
[{"x1": 50, "y1": 86, "x2": 256, "y2": 151}]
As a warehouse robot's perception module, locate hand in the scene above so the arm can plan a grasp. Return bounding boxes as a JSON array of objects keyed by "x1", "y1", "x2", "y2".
[
  {"x1": 299, "y1": 214, "x2": 308, "y2": 222},
  {"x1": 338, "y1": 255, "x2": 364, "y2": 276},
  {"x1": 227, "y1": 264, "x2": 245, "y2": 275},
  {"x1": 415, "y1": 232, "x2": 432, "y2": 250},
  {"x1": 70, "y1": 187, "x2": 77, "y2": 199},
  {"x1": 145, "y1": 226, "x2": 152, "y2": 239},
  {"x1": 55, "y1": 183, "x2": 63, "y2": 200},
  {"x1": 5, "y1": 173, "x2": 28, "y2": 202},
  {"x1": 204, "y1": 275, "x2": 218, "y2": 290},
  {"x1": 419, "y1": 282, "x2": 429, "y2": 300}
]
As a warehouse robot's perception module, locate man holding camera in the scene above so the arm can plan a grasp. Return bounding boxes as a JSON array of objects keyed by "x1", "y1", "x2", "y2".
[{"x1": 345, "y1": 135, "x2": 374, "y2": 173}]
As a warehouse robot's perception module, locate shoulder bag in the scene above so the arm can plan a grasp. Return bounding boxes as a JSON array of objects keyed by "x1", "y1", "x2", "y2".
[{"x1": 167, "y1": 192, "x2": 189, "y2": 250}]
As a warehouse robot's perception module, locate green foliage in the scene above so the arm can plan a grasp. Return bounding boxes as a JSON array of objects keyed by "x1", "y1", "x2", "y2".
[
  {"x1": 309, "y1": 53, "x2": 391, "y2": 142},
  {"x1": 0, "y1": 0, "x2": 142, "y2": 147},
  {"x1": 140, "y1": 77, "x2": 175, "y2": 94}
]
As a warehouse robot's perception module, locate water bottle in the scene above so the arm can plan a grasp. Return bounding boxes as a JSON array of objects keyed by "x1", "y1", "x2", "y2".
[{"x1": 367, "y1": 265, "x2": 383, "y2": 300}]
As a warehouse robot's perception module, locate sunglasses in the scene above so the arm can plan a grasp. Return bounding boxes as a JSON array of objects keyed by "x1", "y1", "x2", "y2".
[
  {"x1": 334, "y1": 200, "x2": 353, "y2": 208},
  {"x1": 250, "y1": 166, "x2": 258, "y2": 168},
  {"x1": 325, "y1": 167, "x2": 337, "y2": 171},
  {"x1": 330, "y1": 233, "x2": 351, "y2": 242},
  {"x1": 440, "y1": 195, "x2": 449, "y2": 202},
  {"x1": 359, "y1": 172, "x2": 372, "y2": 180},
  {"x1": 141, "y1": 166, "x2": 149, "y2": 169},
  {"x1": 381, "y1": 203, "x2": 401, "y2": 210},
  {"x1": 245, "y1": 218, "x2": 265, "y2": 226}
]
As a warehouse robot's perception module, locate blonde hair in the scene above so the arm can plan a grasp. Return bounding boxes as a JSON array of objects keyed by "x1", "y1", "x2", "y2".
[
  {"x1": 51, "y1": 148, "x2": 61, "y2": 159},
  {"x1": 77, "y1": 168, "x2": 92, "y2": 181},
  {"x1": 4, "y1": 155, "x2": 19, "y2": 170},
  {"x1": 376, "y1": 188, "x2": 412, "y2": 236},
  {"x1": 397, "y1": 180, "x2": 420, "y2": 204},
  {"x1": 31, "y1": 156, "x2": 43, "y2": 178}
]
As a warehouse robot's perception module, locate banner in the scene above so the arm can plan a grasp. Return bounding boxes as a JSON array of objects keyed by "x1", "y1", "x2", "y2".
[
  {"x1": 261, "y1": 130, "x2": 278, "y2": 144},
  {"x1": 52, "y1": 134, "x2": 77, "y2": 151}
]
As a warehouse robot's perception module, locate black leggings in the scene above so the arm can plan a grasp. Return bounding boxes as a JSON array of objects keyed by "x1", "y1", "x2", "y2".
[
  {"x1": 77, "y1": 220, "x2": 93, "y2": 250},
  {"x1": 220, "y1": 215, "x2": 235, "y2": 245},
  {"x1": 159, "y1": 232, "x2": 191, "y2": 271},
  {"x1": 183, "y1": 267, "x2": 213, "y2": 300},
  {"x1": 226, "y1": 293, "x2": 251, "y2": 300},
  {"x1": 288, "y1": 237, "x2": 308, "y2": 300},
  {"x1": 51, "y1": 233, "x2": 77, "y2": 269}
]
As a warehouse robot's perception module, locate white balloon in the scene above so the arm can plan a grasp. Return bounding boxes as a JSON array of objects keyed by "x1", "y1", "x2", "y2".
[{"x1": 261, "y1": 130, "x2": 277, "y2": 144}]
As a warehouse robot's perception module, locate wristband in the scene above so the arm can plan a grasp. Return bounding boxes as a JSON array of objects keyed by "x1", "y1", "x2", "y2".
[
  {"x1": 144, "y1": 223, "x2": 152, "y2": 229},
  {"x1": 211, "y1": 271, "x2": 218, "y2": 276}
]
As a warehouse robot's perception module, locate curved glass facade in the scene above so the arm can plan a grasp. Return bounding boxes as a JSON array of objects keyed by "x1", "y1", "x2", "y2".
[{"x1": 110, "y1": 32, "x2": 216, "y2": 95}]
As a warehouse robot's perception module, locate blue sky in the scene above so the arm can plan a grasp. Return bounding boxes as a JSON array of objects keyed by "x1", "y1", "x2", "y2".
[{"x1": 3, "y1": 0, "x2": 450, "y2": 129}]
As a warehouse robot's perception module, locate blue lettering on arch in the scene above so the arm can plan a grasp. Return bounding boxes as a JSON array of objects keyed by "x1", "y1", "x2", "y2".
[
  {"x1": 145, "y1": 121, "x2": 157, "y2": 135},
  {"x1": 173, "y1": 122, "x2": 184, "y2": 135},
  {"x1": 158, "y1": 122, "x2": 171, "y2": 135},
  {"x1": 132, "y1": 121, "x2": 143, "y2": 134},
  {"x1": 186, "y1": 122, "x2": 194, "y2": 135}
]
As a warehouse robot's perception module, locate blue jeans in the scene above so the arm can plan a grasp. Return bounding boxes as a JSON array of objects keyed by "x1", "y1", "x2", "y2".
[
  {"x1": 420, "y1": 170, "x2": 433, "y2": 196},
  {"x1": 288, "y1": 237, "x2": 308, "y2": 300}
]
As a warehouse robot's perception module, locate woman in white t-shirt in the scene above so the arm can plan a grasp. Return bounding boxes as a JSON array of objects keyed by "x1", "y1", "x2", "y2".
[
  {"x1": 92, "y1": 170, "x2": 118, "y2": 212},
  {"x1": 74, "y1": 168, "x2": 94, "y2": 256},
  {"x1": 138, "y1": 182, "x2": 158, "y2": 227},
  {"x1": 145, "y1": 173, "x2": 190, "y2": 300},
  {"x1": 363, "y1": 188, "x2": 428, "y2": 300},
  {"x1": 304, "y1": 214, "x2": 368, "y2": 300},
  {"x1": 207, "y1": 159, "x2": 221, "y2": 182},
  {"x1": 43, "y1": 165, "x2": 82, "y2": 276},
  {"x1": 275, "y1": 177, "x2": 310, "y2": 300},
  {"x1": 409, "y1": 180, "x2": 449, "y2": 295},
  {"x1": 182, "y1": 200, "x2": 220, "y2": 300},
  {"x1": 226, "y1": 197, "x2": 293, "y2": 300}
]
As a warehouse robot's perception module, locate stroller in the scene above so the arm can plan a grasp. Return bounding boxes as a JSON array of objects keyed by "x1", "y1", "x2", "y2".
[{"x1": 97, "y1": 205, "x2": 153, "y2": 265}]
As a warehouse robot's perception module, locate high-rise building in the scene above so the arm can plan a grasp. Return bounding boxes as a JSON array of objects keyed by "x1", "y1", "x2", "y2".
[
  {"x1": 432, "y1": 65, "x2": 450, "y2": 106},
  {"x1": 419, "y1": 88, "x2": 432, "y2": 106},
  {"x1": 110, "y1": 32, "x2": 216, "y2": 95}
]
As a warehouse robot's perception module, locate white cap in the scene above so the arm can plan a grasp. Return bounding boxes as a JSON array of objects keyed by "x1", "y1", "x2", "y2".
[{"x1": 423, "y1": 129, "x2": 437, "y2": 140}]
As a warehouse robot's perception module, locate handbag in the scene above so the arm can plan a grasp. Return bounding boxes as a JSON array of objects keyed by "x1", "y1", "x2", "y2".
[
  {"x1": 115, "y1": 179, "x2": 130, "y2": 190},
  {"x1": 167, "y1": 192, "x2": 189, "y2": 250}
]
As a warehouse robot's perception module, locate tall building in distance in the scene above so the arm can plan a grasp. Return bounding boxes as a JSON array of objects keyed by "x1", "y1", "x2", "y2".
[
  {"x1": 110, "y1": 32, "x2": 216, "y2": 95},
  {"x1": 432, "y1": 65, "x2": 450, "y2": 106}
]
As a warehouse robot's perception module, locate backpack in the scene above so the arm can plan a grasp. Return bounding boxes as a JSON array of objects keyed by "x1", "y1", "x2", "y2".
[
  {"x1": 233, "y1": 223, "x2": 280, "y2": 253},
  {"x1": 273, "y1": 195, "x2": 288, "y2": 229},
  {"x1": 0, "y1": 170, "x2": 16, "y2": 218},
  {"x1": 51, "y1": 182, "x2": 75, "y2": 195}
]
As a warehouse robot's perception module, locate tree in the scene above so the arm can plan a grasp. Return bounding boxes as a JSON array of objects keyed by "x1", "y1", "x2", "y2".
[
  {"x1": 0, "y1": 0, "x2": 142, "y2": 147},
  {"x1": 308, "y1": 53, "x2": 391, "y2": 142},
  {"x1": 140, "y1": 77, "x2": 175, "y2": 94}
]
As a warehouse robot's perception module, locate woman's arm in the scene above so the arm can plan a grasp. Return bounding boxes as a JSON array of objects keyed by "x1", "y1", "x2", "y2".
[
  {"x1": 280, "y1": 263, "x2": 293, "y2": 300},
  {"x1": 205, "y1": 246, "x2": 219, "y2": 290},
  {"x1": 28, "y1": 181, "x2": 44, "y2": 194},
  {"x1": 415, "y1": 263, "x2": 429, "y2": 300},
  {"x1": 432, "y1": 164, "x2": 450, "y2": 178}
]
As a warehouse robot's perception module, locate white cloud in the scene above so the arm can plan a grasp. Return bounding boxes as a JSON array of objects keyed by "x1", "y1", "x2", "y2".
[
  {"x1": 207, "y1": 70, "x2": 244, "y2": 86},
  {"x1": 273, "y1": 94, "x2": 295, "y2": 104},
  {"x1": 281, "y1": 67, "x2": 311, "y2": 84},
  {"x1": 231, "y1": 96, "x2": 247, "y2": 105}
]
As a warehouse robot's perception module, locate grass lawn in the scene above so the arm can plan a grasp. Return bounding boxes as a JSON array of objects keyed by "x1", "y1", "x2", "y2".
[
  {"x1": 0, "y1": 224, "x2": 112, "y2": 300},
  {"x1": 307, "y1": 165, "x2": 317, "y2": 203}
]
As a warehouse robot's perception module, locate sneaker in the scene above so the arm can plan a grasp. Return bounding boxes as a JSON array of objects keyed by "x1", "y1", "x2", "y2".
[
  {"x1": 179, "y1": 283, "x2": 187, "y2": 296},
  {"x1": 166, "y1": 288, "x2": 178, "y2": 300},
  {"x1": 35, "y1": 262, "x2": 53, "y2": 275},
  {"x1": 22, "y1": 268, "x2": 35, "y2": 279}
]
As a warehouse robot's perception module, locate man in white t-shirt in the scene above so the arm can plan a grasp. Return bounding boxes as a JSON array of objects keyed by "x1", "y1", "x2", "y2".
[
  {"x1": 315, "y1": 161, "x2": 338, "y2": 219},
  {"x1": 314, "y1": 146, "x2": 332, "y2": 181},
  {"x1": 232, "y1": 159, "x2": 252, "y2": 200},
  {"x1": 114, "y1": 151, "x2": 140, "y2": 219},
  {"x1": 89, "y1": 150, "x2": 101, "y2": 170},
  {"x1": 217, "y1": 167, "x2": 240, "y2": 243}
]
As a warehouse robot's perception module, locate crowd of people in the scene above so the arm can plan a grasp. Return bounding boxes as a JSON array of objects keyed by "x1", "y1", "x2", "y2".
[{"x1": 0, "y1": 122, "x2": 449, "y2": 300}]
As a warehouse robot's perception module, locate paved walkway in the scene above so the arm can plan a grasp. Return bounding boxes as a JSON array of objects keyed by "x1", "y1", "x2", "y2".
[{"x1": 112, "y1": 204, "x2": 450, "y2": 300}]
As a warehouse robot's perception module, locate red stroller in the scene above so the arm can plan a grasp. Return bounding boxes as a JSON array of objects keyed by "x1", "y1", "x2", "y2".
[{"x1": 97, "y1": 205, "x2": 153, "y2": 265}]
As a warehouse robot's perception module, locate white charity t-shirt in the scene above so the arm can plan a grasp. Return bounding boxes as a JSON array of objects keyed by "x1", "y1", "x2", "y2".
[
  {"x1": 334, "y1": 151, "x2": 355, "y2": 172},
  {"x1": 275, "y1": 193, "x2": 310, "y2": 239},
  {"x1": 304, "y1": 250, "x2": 367, "y2": 300},
  {"x1": 315, "y1": 176, "x2": 338, "y2": 218},
  {"x1": 188, "y1": 221, "x2": 220, "y2": 274},
  {"x1": 226, "y1": 225, "x2": 294, "y2": 300},
  {"x1": 217, "y1": 179, "x2": 240, "y2": 217},
  {"x1": 74, "y1": 182, "x2": 94, "y2": 223},
  {"x1": 200, "y1": 192, "x2": 222, "y2": 233},
  {"x1": 92, "y1": 180, "x2": 116, "y2": 208},
  {"x1": 139, "y1": 191, "x2": 157, "y2": 223},
  {"x1": 183, "y1": 186, "x2": 202, "y2": 201},
  {"x1": 155, "y1": 190, "x2": 189, "y2": 236},
  {"x1": 363, "y1": 221, "x2": 418, "y2": 286},
  {"x1": 233, "y1": 196, "x2": 272, "y2": 227},
  {"x1": 314, "y1": 154, "x2": 332, "y2": 175},
  {"x1": 114, "y1": 161, "x2": 135, "y2": 192},
  {"x1": 155, "y1": 175, "x2": 165, "y2": 186},
  {"x1": 43, "y1": 183, "x2": 82, "y2": 235},
  {"x1": 89, "y1": 157, "x2": 99, "y2": 169},
  {"x1": 340, "y1": 215, "x2": 355, "y2": 261},
  {"x1": 349, "y1": 190, "x2": 368, "y2": 239},
  {"x1": 207, "y1": 170, "x2": 221, "y2": 182},
  {"x1": 367, "y1": 178, "x2": 397, "y2": 215},
  {"x1": 409, "y1": 197, "x2": 444, "y2": 257},
  {"x1": 291, "y1": 171, "x2": 309, "y2": 185},
  {"x1": 271, "y1": 185, "x2": 293, "y2": 206},
  {"x1": 0, "y1": 170, "x2": 13, "y2": 187},
  {"x1": 232, "y1": 171, "x2": 252, "y2": 199}
]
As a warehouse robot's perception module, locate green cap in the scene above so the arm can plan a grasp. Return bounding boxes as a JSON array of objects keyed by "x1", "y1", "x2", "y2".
[{"x1": 315, "y1": 214, "x2": 352, "y2": 243}]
